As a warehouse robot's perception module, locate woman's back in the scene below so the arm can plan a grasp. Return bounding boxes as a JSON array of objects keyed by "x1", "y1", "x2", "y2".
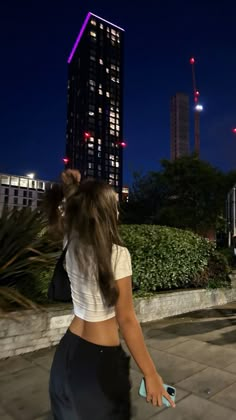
[{"x1": 67, "y1": 241, "x2": 132, "y2": 346}]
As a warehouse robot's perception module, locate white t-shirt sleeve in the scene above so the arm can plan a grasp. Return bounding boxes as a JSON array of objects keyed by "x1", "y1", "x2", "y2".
[{"x1": 112, "y1": 246, "x2": 132, "y2": 280}]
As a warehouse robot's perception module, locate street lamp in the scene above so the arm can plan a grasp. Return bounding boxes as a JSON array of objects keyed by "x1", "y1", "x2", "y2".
[{"x1": 26, "y1": 173, "x2": 35, "y2": 179}]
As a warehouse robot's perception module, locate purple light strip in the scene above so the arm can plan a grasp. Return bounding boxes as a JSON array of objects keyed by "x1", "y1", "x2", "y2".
[
  {"x1": 90, "y1": 12, "x2": 124, "y2": 32},
  {"x1": 67, "y1": 12, "x2": 91, "y2": 64}
]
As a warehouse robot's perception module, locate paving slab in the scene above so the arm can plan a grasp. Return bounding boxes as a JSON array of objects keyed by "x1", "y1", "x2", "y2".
[
  {"x1": 166, "y1": 339, "x2": 236, "y2": 368},
  {"x1": 210, "y1": 382, "x2": 236, "y2": 411},
  {"x1": 145, "y1": 331, "x2": 189, "y2": 351},
  {"x1": 0, "y1": 406, "x2": 14, "y2": 420},
  {"x1": 0, "y1": 356, "x2": 33, "y2": 377},
  {"x1": 134, "y1": 346, "x2": 207, "y2": 384},
  {"x1": 224, "y1": 361, "x2": 236, "y2": 374},
  {"x1": 176, "y1": 366, "x2": 236, "y2": 399},
  {"x1": 0, "y1": 366, "x2": 50, "y2": 420},
  {"x1": 149, "y1": 394, "x2": 236, "y2": 419}
]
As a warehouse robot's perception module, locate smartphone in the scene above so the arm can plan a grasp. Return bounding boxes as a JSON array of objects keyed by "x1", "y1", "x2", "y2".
[{"x1": 139, "y1": 378, "x2": 176, "y2": 408}]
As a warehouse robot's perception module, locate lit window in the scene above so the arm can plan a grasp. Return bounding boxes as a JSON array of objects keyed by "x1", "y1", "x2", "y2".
[
  {"x1": 99, "y1": 83, "x2": 102, "y2": 89},
  {"x1": 110, "y1": 111, "x2": 115, "y2": 117},
  {"x1": 109, "y1": 174, "x2": 115, "y2": 179},
  {"x1": 11, "y1": 177, "x2": 19, "y2": 186},
  {"x1": 111, "y1": 29, "x2": 116, "y2": 35},
  {"x1": 90, "y1": 137, "x2": 95, "y2": 142},
  {"x1": 111, "y1": 35, "x2": 116, "y2": 42},
  {"x1": 98, "y1": 139, "x2": 102, "y2": 144},
  {"x1": 90, "y1": 86, "x2": 95, "y2": 92},
  {"x1": 98, "y1": 152, "x2": 101, "y2": 157},
  {"x1": 106, "y1": 92, "x2": 110, "y2": 98},
  {"x1": 116, "y1": 181, "x2": 119, "y2": 186},
  {"x1": 90, "y1": 31, "x2": 96, "y2": 38},
  {"x1": 88, "y1": 162, "x2": 94, "y2": 169},
  {"x1": 110, "y1": 129, "x2": 115, "y2": 135},
  {"x1": 98, "y1": 145, "x2": 102, "y2": 151},
  {"x1": 110, "y1": 124, "x2": 115, "y2": 130},
  {"x1": 116, "y1": 78, "x2": 120, "y2": 84},
  {"x1": 89, "y1": 111, "x2": 95, "y2": 116},
  {"x1": 111, "y1": 77, "x2": 116, "y2": 82},
  {"x1": 99, "y1": 89, "x2": 103, "y2": 95},
  {"x1": 111, "y1": 64, "x2": 116, "y2": 70},
  {"x1": 91, "y1": 20, "x2": 96, "y2": 26},
  {"x1": 88, "y1": 143, "x2": 94, "y2": 149},
  {"x1": 99, "y1": 58, "x2": 103, "y2": 65},
  {"x1": 20, "y1": 178, "x2": 28, "y2": 188},
  {"x1": 89, "y1": 80, "x2": 96, "y2": 86},
  {"x1": 100, "y1": 23, "x2": 104, "y2": 29},
  {"x1": 98, "y1": 107, "x2": 102, "y2": 113},
  {"x1": 110, "y1": 161, "x2": 115, "y2": 167},
  {"x1": 107, "y1": 27, "x2": 110, "y2": 32},
  {"x1": 109, "y1": 180, "x2": 114, "y2": 185},
  {"x1": 109, "y1": 154, "x2": 115, "y2": 160},
  {"x1": 116, "y1": 125, "x2": 120, "y2": 131},
  {"x1": 110, "y1": 117, "x2": 115, "y2": 123},
  {"x1": 116, "y1": 113, "x2": 119, "y2": 119},
  {"x1": 117, "y1": 66, "x2": 120, "y2": 71},
  {"x1": 115, "y1": 162, "x2": 120, "y2": 168},
  {"x1": 106, "y1": 68, "x2": 109, "y2": 74}
]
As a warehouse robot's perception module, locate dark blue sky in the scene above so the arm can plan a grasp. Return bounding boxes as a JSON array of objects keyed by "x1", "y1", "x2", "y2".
[{"x1": 1, "y1": 0, "x2": 236, "y2": 185}]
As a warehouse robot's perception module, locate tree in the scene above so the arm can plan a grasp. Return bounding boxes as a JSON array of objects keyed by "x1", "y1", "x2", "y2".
[{"x1": 123, "y1": 155, "x2": 229, "y2": 236}]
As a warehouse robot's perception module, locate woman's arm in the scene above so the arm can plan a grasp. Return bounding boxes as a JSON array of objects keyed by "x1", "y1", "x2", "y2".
[{"x1": 115, "y1": 276, "x2": 175, "y2": 408}]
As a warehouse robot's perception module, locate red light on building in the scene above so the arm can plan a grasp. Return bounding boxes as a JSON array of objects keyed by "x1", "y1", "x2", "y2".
[
  {"x1": 63, "y1": 157, "x2": 69, "y2": 164},
  {"x1": 190, "y1": 57, "x2": 195, "y2": 64},
  {"x1": 233, "y1": 128, "x2": 236, "y2": 134},
  {"x1": 195, "y1": 90, "x2": 200, "y2": 96},
  {"x1": 84, "y1": 132, "x2": 90, "y2": 138},
  {"x1": 120, "y1": 141, "x2": 127, "y2": 147}
]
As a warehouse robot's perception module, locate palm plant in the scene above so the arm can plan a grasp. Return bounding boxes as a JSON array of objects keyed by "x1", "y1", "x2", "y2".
[{"x1": 0, "y1": 207, "x2": 60, "y2": 312}]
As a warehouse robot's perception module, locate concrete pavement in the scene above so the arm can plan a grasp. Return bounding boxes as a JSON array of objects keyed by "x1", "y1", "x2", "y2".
[{"x1": 0, "y1": 302, "x2": 236, "y2": 419}]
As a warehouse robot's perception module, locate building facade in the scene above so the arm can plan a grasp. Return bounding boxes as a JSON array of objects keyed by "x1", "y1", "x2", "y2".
[
  {"x1": 170, "y1": 93, "x2": 190, "y2": 161},
  {"x1": 0, "y1": 173, "x2": 52, "y2": 215},
  {"x1": 65, "y1": 12, "x2": 124, "y2": 195}
]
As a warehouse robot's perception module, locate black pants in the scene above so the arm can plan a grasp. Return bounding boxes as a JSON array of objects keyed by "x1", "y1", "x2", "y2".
[{"x1": 49, "y1": 329, "x2": 131, "y2": 420}]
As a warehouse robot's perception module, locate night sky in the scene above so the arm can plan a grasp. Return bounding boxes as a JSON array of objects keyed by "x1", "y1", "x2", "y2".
[{"x1": 1, "y1": 0, "x2": 236, "y2": 186}]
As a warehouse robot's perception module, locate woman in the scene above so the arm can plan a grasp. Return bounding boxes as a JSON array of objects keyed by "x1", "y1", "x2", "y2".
[{"x1": 48, "y1": 170, "x2": 175, "y2": 419}]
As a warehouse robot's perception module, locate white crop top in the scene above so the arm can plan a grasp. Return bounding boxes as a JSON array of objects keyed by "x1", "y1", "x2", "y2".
[{"x1": 65, "y1": 243, "x2": 132, "y2": 322}]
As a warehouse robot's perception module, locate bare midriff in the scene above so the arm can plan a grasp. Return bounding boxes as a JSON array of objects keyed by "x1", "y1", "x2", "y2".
[{"x1": 69, "y1": 315, "x2": 120, "y2": 346}]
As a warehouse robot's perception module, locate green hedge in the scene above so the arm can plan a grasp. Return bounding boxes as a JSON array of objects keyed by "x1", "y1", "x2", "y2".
[{"x1": 119, "y1": 225, "x2": 230, "y2": 292}]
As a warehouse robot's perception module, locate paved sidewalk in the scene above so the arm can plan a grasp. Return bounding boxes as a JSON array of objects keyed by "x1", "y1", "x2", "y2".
[{"x1": 0, "y1": 302, "x2": 236, "y2": 420}]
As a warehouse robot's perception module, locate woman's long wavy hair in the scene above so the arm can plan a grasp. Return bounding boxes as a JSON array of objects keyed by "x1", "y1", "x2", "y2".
[{"x1": 45, "y1": 178, "x2": 123, "y2": 307}]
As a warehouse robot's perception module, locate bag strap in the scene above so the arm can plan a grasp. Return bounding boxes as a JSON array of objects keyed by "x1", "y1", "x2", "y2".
[{"x1": 59, "y1": 243, "x2": 68, "y2": 261}]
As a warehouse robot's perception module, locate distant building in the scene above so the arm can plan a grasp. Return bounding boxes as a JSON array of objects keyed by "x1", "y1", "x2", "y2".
[
  {"x1": 65, "y1": 12, "x2": 125, "y2": 197},
  {"x1": 226, "y1": 185, "x2": 236, "y2": 247},
  {"x1": 170, "y1": 93, "x2": 190, "y2": 161},
  {"x1": 0, "y1": 173, "x2": 52, "y2": 215},
  {"x1": 122, "y1": 186, "x2": 129, "y2": 202}
]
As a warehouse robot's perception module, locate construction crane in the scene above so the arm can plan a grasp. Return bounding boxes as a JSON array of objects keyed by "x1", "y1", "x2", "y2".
[{"x1": 190, "y1": 58, "x2": 203, "y2": 156}]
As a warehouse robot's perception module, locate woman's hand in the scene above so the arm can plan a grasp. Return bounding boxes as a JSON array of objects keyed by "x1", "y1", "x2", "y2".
[
  {"x1": 61, "y1": 169, "x2": 81, "y2": 185},
  {"x1": 144, "y1": 373, "x2": 176, "y2": 408}
]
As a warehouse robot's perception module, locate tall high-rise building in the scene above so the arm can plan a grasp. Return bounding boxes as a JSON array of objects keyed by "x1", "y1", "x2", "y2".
[
  {"x1": 65, "y1": 12, "x2": 124, "y2": 195},
  {"x1": 170, "y1": 93, "x2": 190, "y2": 161}
]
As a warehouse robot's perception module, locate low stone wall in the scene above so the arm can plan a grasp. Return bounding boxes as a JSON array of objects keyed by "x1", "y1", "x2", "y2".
[
  {"x1": 1, "y1": 287, "x2": 236, "y2": 359},
  {"x1": 134, "y1": 287, "x2": 236, "y2": 323}
]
